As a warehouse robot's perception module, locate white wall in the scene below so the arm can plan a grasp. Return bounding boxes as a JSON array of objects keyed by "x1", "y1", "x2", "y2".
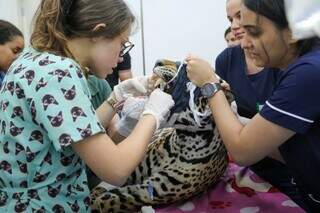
[
  {"x1": 127, "y1": 0, "x2": 229, "y2": 76},
  {"x1": 124, "y1": 0, "x2": 145, "y2": 76},
  {"x1": 141, "y1": 0, "x2": 229, "y2": 75},
  {"x1": 0, "y1": 0, "x2": 40, "y2": 44},
  {"x1": 20, "y1": 0, "x2": 41, "y2": 44},
  {"x1": 0, "y1": 0, "x2": 22, "y2": 29},
  {"x1": 0, "y1": 0, "x2": 229, "y2": 77}
]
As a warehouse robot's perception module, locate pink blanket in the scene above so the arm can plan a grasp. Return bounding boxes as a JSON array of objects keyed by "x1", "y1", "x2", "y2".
[{"x1": 156, "y1": 163, "x2": 304, "y2": 213}]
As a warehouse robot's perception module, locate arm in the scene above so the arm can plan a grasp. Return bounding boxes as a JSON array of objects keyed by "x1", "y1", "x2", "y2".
[
  {"x1": 186, "y1": 56, "x2": 295, "y2": 166},
  {"x1": 73, "y1": 89, "x2": 174, "y2": 186},
  {"x1": 95, "y1": 100, "x2": 116, "y2": 129},
  {"x1": 208, "y1": 91, "x2": 294, "y2": 166},
  {"x1": 107, "y1": 115, "x2": 126, "y2": 144},
  {"x1": 72, "y1": 114, "x2": 156, "y2": 186},
  {"x1": 107, "y1": 96, "x2": 148, "y2": 143}
]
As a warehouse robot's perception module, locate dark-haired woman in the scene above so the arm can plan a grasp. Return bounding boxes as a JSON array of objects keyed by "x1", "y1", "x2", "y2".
[
  {"x1": 187, "y1": 0, "x2": 320, "y2": 211},
  {"x1": 217, "y1": 0, "x2": 303, "y2": 207},
  {"x1": 0, "y1": 19, "x2": 24, "y2": 86},
  {"x1": 0, "y1": 0, "x2": 174, "y2": 212}
]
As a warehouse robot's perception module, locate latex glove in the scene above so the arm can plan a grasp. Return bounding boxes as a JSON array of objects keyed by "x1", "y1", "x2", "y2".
[
  {"x1": 115, "y1": 97, "x2": 147, "y2": 137},
  {"x1": 142, "y1": 89, "x2": 175, "y2": 130},
  {"x1": 113, "y1": 76, "x2": 152, "y2": 102}
]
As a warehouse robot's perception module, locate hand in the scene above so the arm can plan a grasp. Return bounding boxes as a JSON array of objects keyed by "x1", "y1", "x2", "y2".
[
  {"x1": 185, "y1": 55, "x2": 219, "y2": 87},
  {"x1": 113, "y1": 76, "x2": 152, "y2": 102},
  {"x1": 221, "y1": 81, "x2": 231, "y2": 91},
  {"x1": 142, "y1": 89, "x2": 175, "y2": 130},
  {"x1": 115, "y1": 97, "x2": 147, "y2": 137}
]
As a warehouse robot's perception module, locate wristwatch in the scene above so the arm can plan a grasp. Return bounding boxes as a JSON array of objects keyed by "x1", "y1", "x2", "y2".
[
  {"x1": 201, "y1": 82, "x2": 222, "y2": 98},
  {"x1": 106, "y1": 92, "x2": 118, "y2": 111}
]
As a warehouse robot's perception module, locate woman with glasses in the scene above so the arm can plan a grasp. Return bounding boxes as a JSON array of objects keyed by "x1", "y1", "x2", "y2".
[
  {"x1": 0, "y1": 0, "x2": 175, "y2": 212},
  {"x1": 89, "y1": 41, "x2": 135, "y2": 111},
  {"x1": 186, "y1": 0, "x2": 320, "y2": 211},
  {"x1": 120, "y1": 41, "x2": 134, "y2": 57}
]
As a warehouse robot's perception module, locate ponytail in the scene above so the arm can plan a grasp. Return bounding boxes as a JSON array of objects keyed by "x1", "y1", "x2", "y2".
[
  {"x1": 31, "y1": 0, "x2": 73, "y2": 58},
  {"x1": 31, "y1": 0, "x2": 135, "y2": 58}
]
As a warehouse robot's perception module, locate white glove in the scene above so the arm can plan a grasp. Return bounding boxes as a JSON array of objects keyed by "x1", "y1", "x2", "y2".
[
  {"x1": 142, "y1": 89, "x2": 174, "y2": 130},
  {"x1": 113, "y1": 76, "x2": 151, "y2": 102},
  {"x1": 115, "y1": 97, "x2": 147, "y2": 137}
]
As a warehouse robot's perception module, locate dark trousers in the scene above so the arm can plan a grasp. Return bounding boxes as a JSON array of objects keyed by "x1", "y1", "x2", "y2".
[
  {"x1": 86, "y1": 168, "x2": 101, "y2": 190},
  {"x1": 250, "y1": 157, "x2": 309, "y2": 211}
]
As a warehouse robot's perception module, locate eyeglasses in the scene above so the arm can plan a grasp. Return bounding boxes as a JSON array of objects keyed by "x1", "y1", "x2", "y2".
[{"x1": 119, "y1": 41, "x2": 134, "y2": 57}]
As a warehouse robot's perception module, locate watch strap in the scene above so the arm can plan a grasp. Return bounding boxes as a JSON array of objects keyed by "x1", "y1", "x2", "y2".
[{"x1": 201, "y1": 82, "x2": 222, "y2": 98}]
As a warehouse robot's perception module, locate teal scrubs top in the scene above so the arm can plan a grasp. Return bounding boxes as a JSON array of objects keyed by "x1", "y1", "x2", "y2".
[
  {"x1": 0, "y1": 47, "x2": 105, "y2": 212},
  {"x1": 87, "y1": 75, "x2": 112, "y2": 110}
]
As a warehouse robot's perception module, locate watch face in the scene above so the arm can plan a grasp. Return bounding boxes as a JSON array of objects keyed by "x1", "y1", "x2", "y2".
[{"x1": 201, "y1": 83, "x2": 221, "y2": 98}]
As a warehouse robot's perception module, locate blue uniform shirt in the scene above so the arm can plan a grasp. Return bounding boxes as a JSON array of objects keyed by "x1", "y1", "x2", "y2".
[
  {"x1": 215, "y1": 46, "x2": 280, "y2": 118},
  {"x1": 260, "y1": 49, "x2": 320, "y2": 211},
  {"x1": 215, "y1": 46, "x2": 309, "y2": 209}
]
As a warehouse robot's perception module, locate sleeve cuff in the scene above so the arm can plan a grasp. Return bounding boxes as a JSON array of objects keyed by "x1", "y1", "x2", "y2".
[{"x1": 260, "y1": 101, "x2": 312, "y2": 134}]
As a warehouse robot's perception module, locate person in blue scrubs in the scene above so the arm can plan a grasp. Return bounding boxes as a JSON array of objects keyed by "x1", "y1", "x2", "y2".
[
  {"x1": 219, "y1": 0, "x2": 280, "y2": 124},
  {"x1": 0, "y1": 20, "x2": 24, "y2": 86},
  {"x1": 186, "y1": 0, "x2": 320, "y2": 211},
  {"x1": 216, "y1": 0, "x2": 304, "y2": 207},
  {"x1": 216, "y1": 46, "x2": 279, "y2": 118}
]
